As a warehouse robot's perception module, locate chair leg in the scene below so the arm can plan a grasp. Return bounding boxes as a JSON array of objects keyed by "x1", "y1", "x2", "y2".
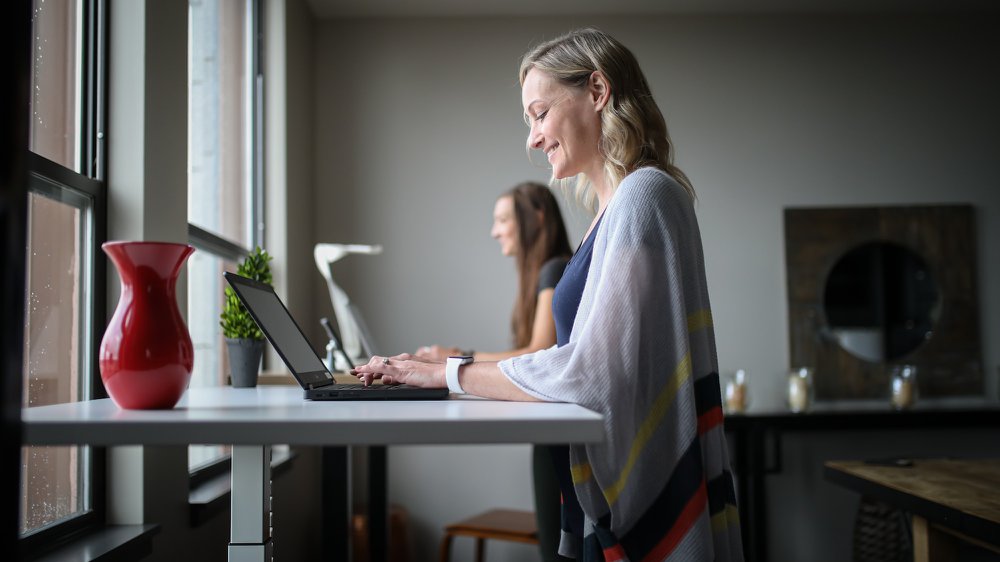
[
  {"x1": 474, "y1": 538, "x2": 485, "y2": 562},
  {"x1": 438, "y1": 533, "x2": 454, "y2": 562}
]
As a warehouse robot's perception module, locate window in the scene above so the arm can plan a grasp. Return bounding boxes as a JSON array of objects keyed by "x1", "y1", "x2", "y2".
[
  {"x1": 20, "y1": 0, "x2": 106, "y2": 550},
  {"x1": 187, "y1": 0, "x2": 263, "y2": 473}
]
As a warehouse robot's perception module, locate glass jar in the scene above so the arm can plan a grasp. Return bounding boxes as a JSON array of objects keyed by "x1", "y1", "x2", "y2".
[
  {"x1": 890, "y1": 364, "x2": 918, "y2": 410},
  {"x1": 724, "y1": 369, "x2": 748, "y2": 414},
  {"x1": 787, "y1": 367, "x2": 813, "y2": 413}
]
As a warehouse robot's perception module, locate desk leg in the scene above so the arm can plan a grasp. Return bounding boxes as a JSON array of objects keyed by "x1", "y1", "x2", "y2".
[
  {"x1": 229, "y1": 445, "x2": 273, "y2": 562},
  {"x1": 322, "y1": 446, "x2": 351, "y2": 561},
  {"x1": 368, "y1": 445, "x2": 387, "y2": 562}
]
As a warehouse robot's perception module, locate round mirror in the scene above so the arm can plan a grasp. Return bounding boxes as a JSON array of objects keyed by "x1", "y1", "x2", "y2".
[{"x1": 823, "y1": 241, "x2": 940, "y2": 362}]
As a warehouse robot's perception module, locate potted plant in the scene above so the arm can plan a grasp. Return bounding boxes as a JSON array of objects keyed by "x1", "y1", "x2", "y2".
[{"x1": 220, "y1": 246, "x2": 272, "y2": 387}]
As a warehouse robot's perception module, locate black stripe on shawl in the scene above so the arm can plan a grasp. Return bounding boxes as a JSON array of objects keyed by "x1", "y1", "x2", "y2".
[
  {"x1": 550, "y1": 444, "x2": 586, "y2": 537},
  {"x1": 616, "y1": 435, "x2": 705, "y2": 558},
  {"x1": 582, "y1": 528, "x2": 608, "y2": 562},
  {"x1": 694, "y1": 371, "x2": 722, "y2": 416},
  {"x1": 707, "y1": 470, "x2": 738, "y2": 516}
]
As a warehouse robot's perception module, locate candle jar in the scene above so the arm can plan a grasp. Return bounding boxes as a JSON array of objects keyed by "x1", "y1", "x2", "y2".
[
  {"x1": 787, "y1": 367, "x2": 813, "y2": 413},
  {"x1": 724, "y1": 369, "x2": 748, "y2": 414},
  {"x1": 890, "y1": 364, "x2": 918, "y2": 410}
]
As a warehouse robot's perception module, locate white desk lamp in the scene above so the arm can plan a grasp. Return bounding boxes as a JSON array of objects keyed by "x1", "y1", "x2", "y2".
[{"x1": 313, "y1": 243, "x2": 383, "y2": 372}]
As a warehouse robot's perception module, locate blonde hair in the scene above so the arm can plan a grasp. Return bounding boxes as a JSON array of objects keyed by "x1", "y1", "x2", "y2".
[{"x1": 520, "y1": 28, "x2": 694, "y2": 209}]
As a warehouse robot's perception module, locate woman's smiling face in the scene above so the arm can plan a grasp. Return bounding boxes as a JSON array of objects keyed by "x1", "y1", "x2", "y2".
[{"x1": 522, "y1": 68, "x2": 604, "y2": 181}]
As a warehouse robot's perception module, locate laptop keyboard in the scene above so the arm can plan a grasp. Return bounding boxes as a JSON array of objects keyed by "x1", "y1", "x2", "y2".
[{"x1": 326, "y1": 383, "x2": 408, "y2": 390}]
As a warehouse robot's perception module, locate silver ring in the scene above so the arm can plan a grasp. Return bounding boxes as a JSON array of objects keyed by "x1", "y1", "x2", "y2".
[{"x1": 382, "y1": 357, "x2": 390, "y2": 365}]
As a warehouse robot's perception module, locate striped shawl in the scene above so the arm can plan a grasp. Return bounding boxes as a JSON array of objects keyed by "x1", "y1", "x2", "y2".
[{"x1": 499, "y1": 168, "x2": 743, "y2": 561}]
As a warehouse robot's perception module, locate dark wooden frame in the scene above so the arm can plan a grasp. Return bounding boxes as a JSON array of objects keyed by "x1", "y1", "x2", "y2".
[
  {"x1": 784, "y1": 205, "x2": 982, "y2": 400},
  {"x1": 2, "y1": 0, "x2": 30, "y2": 547}
]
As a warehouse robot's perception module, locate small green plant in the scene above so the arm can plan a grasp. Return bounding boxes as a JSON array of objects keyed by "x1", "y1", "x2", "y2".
[{"x1": 220, "y1": 246, "x2": 273, "y2": 340}]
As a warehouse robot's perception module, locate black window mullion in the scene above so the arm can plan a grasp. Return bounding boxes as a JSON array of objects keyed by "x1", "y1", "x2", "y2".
[
  {"x1": 81, "y1": 0, "x2": 107, "y2": 182},
  {"x1": 19, "y1": 0, "x2": 108, "y2": 553},
  {"x1": 252, "y1": 0, "x2": 265, "y2": 249}
]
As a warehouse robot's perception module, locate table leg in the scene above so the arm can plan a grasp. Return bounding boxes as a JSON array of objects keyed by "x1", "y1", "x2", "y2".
[
  {"x1": 368, "y1": 445, "x2": 387, "y2": 562},
  {"x1": 322, "y1": 446, "x2": 351, "y2": 561},
  {"x1": 912, "y1": 515, "x2": 957, "y2": 562},
  {"x1": 732, "y1": 427, "x2": 751, "y2": 559},
  {"x1": 229, "y1": 445, "x2": 273, "y2": 562},
  {"x1": 747, "y1": 425, "x2": 767, "y2": 562}
]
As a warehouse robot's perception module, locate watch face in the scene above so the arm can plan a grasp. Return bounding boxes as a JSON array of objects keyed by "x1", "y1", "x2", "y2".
[{"x1": 449, "y1": 355, "x2": 473, "y2": 363}]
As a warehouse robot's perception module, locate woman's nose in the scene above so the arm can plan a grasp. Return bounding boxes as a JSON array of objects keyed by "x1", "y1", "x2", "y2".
[{"x1": 527, "y1": 126, "x2": 543, "y2": 150}]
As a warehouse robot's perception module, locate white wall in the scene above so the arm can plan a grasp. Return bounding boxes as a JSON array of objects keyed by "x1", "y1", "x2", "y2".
[{"x1": 310, "y1": 15, "x2": 1000, "y2": 562}]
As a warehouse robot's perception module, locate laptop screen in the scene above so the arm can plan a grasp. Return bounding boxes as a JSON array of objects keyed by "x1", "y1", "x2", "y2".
[{"x1": 225, "y1": 274, "x2": 332, "y2": 387}]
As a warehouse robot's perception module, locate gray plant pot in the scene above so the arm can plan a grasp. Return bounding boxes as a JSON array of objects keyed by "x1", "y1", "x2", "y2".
[{"x1": 227, "y1": 338, "x2": 264, "y2": 388}]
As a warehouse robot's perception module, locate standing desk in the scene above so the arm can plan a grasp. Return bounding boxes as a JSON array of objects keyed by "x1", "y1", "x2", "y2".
[{"x1": 23, "y1": 386, "x2": 604, "y2": 562}]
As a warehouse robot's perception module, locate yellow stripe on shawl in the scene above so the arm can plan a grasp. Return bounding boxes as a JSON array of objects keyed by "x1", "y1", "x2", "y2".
[
  {"x1": 570, "y1": 461, "x2": 592, "y2": 484},
  {"x1": 602, "y1": 353, "x2": 693, "y2": 506},
  {"x1": 687, "y1": 309, "x2": 713, "y2": 333},
  {"x1": 711, "y1": 504, "x2": 741, "y2": 534},
  {"x1": 569, "y1": 310, "x2": 711, "y2": 491}
]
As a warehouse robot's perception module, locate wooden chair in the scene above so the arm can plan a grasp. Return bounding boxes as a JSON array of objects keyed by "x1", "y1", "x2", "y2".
[
  {"x1": 439, "y1": 509, "x2": 538, "y2": 562},
  {"x1": 352, "y1": 503, "x2": 410, "y2": 562}
]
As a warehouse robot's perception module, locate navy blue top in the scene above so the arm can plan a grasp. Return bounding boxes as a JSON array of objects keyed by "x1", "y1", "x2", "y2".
[
  {"x1": 552, "y1": 213, "x2": 604, "y2": 347},
  {"x1": 538, "y1": 256, "x2": 570, "y2": 294},
  {"x1": 548, "y1": 212, "x2": 605, "y2": 545}
]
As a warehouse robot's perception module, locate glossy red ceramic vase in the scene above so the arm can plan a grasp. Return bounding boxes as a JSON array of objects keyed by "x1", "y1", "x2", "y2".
[{"x1": 100, "y1": 241, "x2": 195, "y2": 409}]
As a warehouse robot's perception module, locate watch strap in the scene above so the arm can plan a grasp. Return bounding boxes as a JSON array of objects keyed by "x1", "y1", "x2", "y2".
[{"x1": 446, "y1": 356, "x2": 473, "y2": 394}]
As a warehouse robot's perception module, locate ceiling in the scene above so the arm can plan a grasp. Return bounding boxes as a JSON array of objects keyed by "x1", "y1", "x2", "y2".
[{"x1": 305, "y1": 0, "x2": 999, "y2": 18}]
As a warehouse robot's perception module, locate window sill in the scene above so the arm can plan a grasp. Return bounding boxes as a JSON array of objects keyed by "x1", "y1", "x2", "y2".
[
  {"x1": 189, "y1": 447, "x2": 296, "y2": 526},
  {"x1": 29, "y1": 524, "x2": 159, "y2": 562}
]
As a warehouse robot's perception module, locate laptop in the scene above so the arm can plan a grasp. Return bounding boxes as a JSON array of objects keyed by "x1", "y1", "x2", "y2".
[{"x1": 224, "y1": 272, "x2": 449, "y2": 401}]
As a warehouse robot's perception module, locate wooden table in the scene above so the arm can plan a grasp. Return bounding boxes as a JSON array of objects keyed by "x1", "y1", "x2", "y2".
[
  {"x1": 824, "y1": 459, "x2": 1000, "y2": 562},
  {"x1": 724, "y1": 403, "x2": 1000, "y2": 561}
]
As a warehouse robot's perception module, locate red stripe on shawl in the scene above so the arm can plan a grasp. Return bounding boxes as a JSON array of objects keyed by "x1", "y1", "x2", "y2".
[
  {"x1": 641, "y1": 480, "x2": 708, "y2": 562},
  {"x1": 603, "y1": 543, "x2": 628, "y2": 562},
  {"x1": 697, "y1": 406, "x2": 723, "y2": 435}
]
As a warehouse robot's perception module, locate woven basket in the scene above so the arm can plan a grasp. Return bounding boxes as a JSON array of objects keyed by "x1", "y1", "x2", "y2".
[{"x1": 852, "y1": 495, "x2": 913, "y2": 562}]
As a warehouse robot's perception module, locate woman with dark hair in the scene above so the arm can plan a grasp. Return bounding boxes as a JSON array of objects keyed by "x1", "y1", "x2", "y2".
[
  {"x1": 356, "y1": 28, "x2": 742, "y2": 561},
  {"x1": 416, "y1": 181, "x2": 571, "y2": 362},
  {"x1": 416, "y1": 181, "x2": 572, "y2": 562}
]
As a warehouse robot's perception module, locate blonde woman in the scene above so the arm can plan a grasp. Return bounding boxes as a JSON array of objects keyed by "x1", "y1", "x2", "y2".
[{"x1": 355, "y1": 28, "x2": 743, "y2": 561}]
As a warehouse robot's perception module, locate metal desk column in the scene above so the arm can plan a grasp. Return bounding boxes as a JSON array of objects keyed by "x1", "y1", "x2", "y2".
[{"x1": 229, "y1": 445, "x2": 273, "y2": 562}]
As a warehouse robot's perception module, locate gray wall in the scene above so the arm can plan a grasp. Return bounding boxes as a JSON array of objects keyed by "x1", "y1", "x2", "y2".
[
  {"x1": 309, "y1": 15, "x2": 1000, "y2": 562},
  {"x1": 105, "y1": 0, "x2": 324, "y2": 560}
]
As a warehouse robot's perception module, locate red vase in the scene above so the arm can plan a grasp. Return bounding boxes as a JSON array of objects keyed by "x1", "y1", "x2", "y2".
[{"x1": 100, "y1": 241, "x2": 195, "y2": 409}]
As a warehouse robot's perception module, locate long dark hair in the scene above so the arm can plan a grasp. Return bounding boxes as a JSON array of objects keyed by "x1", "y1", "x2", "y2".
[{"x1": 507, "y1": 182, "x2": 572, "y2": 348}]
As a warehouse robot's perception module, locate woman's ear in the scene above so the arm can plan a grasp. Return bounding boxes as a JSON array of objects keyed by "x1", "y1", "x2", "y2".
[{"x1": 588, "y1": 71, "x2": 611, "y2": 112}]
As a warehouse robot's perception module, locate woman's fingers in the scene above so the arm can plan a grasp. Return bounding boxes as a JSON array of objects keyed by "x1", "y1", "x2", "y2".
[{"x1": 350, "y1": 355, "x2": 410, "y2": 387}]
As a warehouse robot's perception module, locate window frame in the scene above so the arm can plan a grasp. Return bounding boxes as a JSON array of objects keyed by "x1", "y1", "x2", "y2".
[
  {"x1": 18, "y1": 0, "x2": 108, "y2": 551},
  {"x1": 185, "y1": 0, "x2": 265, "y2": 481}
]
